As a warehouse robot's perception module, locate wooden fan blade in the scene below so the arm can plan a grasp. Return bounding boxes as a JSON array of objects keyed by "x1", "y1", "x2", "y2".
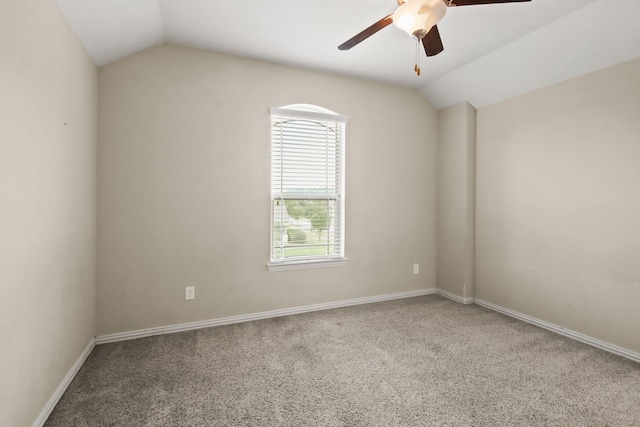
[
  {"x1": 338, "y1": 15, "x2": 394, "y2": 50},
  {"x1": 422, "y1": 25, "x2": 444, "y2": 57},
  {"x1": 447, "y1": 0, "x2": 531, "y2": 6}
]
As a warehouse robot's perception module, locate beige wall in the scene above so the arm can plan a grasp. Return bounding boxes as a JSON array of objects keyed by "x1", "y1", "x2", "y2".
[
  {"x1": 97, "y1": 44, "x2": 438, "y2": 335},
  {"x1": 437, "y1": 103, "x2": 476, "y2": 300},
  {"x1": 0, "y1": 0, "x2": 97, "y2": 425},
  {"x1": 476, "y1": 59, "x2": 640, "y2": 353}
]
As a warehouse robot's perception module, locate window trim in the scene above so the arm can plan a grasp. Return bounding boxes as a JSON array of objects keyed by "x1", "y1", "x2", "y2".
[
  {"x1": 267, "y1": 104, "x2": 348, "y2": 271},
  {"x1": 266, "y1": 258, "x2": 348, "y2": 272}
]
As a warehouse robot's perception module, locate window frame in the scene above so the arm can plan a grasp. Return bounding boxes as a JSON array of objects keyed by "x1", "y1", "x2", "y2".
[{"x1": 267, "y1": 104, "x2": 348, "y2": 272}]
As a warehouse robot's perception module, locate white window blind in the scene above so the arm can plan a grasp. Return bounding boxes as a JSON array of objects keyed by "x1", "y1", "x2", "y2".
[{"x1": 269, "y1": 105, "x2": 347, "y2": 269}]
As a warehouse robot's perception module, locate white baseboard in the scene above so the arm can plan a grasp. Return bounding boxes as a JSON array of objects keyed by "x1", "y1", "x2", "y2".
[
  {"x1": 33, "y1": 338, "x2": 95, "y2": 427},
  {"x1": 34, "y1": 290, "x2": 639, "y2": 427},
  {"x1": 474, "y1": 298, "x2": 640, "y2": 364},
  {"x1": 437, "y1": 289, "x2": 474, "y2": 304},
  {"x1": 96, "y1": 288, "x2": 438, "y2": 344},
  {"x1": 96, "y1": 290, "x2": 640, "y2": 364}
]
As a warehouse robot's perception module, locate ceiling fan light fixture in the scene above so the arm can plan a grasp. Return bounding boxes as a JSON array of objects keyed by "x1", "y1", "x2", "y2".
[{"x1": 393, "y1": 0, "x2": 447, "y2": 39}]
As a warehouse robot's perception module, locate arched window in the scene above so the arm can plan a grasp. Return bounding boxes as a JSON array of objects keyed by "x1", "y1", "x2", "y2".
[{"x1": 268, "y1": 104, "x2": 348, "y2": 271}]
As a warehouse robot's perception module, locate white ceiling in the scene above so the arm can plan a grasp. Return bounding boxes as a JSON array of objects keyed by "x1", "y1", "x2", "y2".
[{"x1": 54, "y1": 0, "x2": 640, "y2": 109}]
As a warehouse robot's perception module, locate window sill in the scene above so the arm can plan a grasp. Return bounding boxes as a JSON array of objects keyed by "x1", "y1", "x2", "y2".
[{"x1": 267, "y1": 258, "x2": 348, "y2": 272}]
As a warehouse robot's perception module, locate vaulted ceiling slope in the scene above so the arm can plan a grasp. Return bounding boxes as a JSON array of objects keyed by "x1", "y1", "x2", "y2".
[{"x1": 55, "y1": 0, "x2": 640, "y2": 109}]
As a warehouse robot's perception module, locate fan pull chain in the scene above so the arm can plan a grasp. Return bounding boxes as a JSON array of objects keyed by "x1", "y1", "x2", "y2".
[{"x1": 414, "y1": 37, "x2": 421, "y2": 76}]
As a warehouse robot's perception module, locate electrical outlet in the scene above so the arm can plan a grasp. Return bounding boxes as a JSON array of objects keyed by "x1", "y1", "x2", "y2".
[
  {"x1": 413, "y1": 264, "x2": 419, "y2": 275},
  {"x1": 185, "y1": 286, "x2": 195, "y2": 301}
]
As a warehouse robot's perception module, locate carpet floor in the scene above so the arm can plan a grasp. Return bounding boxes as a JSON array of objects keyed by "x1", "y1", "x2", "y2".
[{"x1": 45, "y1": 295, "x2": 640, "y2": 426}]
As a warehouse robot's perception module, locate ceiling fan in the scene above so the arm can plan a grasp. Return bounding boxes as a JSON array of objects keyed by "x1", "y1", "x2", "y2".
[{"x1": 338, "y1": 0, "x2": 532, "y2": 75}]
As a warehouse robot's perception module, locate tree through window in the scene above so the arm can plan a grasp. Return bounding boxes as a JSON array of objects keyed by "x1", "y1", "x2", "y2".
[{"x1": 268, "y1": 104, "x2": 347, "y2": 270}]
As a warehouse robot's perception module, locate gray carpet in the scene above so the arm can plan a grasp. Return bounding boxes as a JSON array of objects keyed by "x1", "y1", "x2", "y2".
[{"x1": 45, "y1": 295, "x2": 640, "y2": 426}]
